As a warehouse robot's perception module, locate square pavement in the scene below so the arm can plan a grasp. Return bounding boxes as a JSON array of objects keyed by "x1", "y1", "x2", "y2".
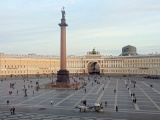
[{"x1": 0, "y1": 76, "x2": 160, "y2": 113}]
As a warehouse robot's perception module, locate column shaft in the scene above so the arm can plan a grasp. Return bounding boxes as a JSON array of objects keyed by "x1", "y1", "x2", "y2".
[{"x1": 60, "y1": 26, "x2": 66, "y2": 70}]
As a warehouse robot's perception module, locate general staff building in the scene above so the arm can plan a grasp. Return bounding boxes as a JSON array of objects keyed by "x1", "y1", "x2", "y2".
[{"x1": 0, "y1": 45, "x2": 160, "y2": 77}]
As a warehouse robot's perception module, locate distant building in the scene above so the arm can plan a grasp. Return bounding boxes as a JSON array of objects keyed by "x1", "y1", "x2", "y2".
[
  {"x1": 0, "y1": 46, "x2": 160, "y2": 77},
  {"x1": 120, "y1": 45, "x2": 138, "y2": 56}
]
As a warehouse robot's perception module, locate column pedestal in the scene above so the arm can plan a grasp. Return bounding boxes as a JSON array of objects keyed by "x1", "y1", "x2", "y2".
[{"x1": 57, "y1": 70, "x2": 69, "y2": 82}]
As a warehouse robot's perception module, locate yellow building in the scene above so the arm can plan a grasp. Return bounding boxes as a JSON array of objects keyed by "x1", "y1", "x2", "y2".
[{"x1": 0, "y1": 48, "x2": 160, "y2": 77}]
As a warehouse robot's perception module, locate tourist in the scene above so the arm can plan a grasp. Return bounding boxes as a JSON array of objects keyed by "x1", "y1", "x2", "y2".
[
  {"x1": 7, "y1": 100, "x2": 9, "y2": 105},
  {"x1": 10, "y1": 108, "x2": 13, "y2": 115},
  {"x1": 12, "y1": 107, "x2": 15, "y2": 115},
  {"x1": 105, "y1": 101, "x2": 107, "y2": 106},
  {"x1": 100, "y1": 103, "x2": 103, "y2": 108},
  {"x1": 51, "y1": 101, "x2": 53, "y2": 105},
  {"x1": 116, "y1": 106, "x2": 118, "y2": 111},
  {"x1": 133, "y1": 93, "x2": 135, "y2": 97},
  {"x1": 83, "y1": 100, "x2": 86, "y2": 106}
]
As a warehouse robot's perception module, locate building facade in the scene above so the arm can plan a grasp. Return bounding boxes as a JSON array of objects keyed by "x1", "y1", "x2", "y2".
[{"x1": 0, "y1": 47, "x2": 160, "y2": 77}]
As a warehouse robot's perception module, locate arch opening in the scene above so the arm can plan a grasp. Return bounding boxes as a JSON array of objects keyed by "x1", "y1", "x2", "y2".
[{"x1": 87, "y1": 62, "x2": 100, "y2": 75}]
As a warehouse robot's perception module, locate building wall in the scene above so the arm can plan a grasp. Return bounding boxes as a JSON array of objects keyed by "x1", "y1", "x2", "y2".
[{"x1": 0, "y1": 54, "x2": 160, "y2": 77}]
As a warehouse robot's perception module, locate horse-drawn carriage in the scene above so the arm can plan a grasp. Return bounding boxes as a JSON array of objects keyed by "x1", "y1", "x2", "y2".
[
  {"x1": 93, "y1": 102, "x2": 103, "y2": 112},
  {"x1": 75, "y1": 102, "x2": 103, "y2": 112}
]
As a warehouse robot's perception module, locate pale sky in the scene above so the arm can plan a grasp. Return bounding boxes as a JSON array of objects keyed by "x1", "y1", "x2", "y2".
[{"x1": 0, "y1": 0, "x2": 160, "y2": 56}]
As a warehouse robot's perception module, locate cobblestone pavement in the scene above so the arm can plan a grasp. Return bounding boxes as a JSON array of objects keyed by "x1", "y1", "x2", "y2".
[
  {"x1": 0, "y1": 111, "x2": 128, "y2": 120},
  {"x1": 0, "y1": 75, "x2": 160, "y2": 119}
]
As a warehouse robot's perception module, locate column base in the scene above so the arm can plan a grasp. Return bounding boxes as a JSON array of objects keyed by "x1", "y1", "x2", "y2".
[{"x1": 57, "y1": 70, "x2": 70, "y2": 82}]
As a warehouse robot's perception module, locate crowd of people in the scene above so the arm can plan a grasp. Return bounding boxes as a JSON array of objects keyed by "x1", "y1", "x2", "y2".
[
  {"x1": 2, "y1": 74, "x2": 141, "y2": 114},
  {"x1": 3, "y1": 76, "x2": 37, "y2": 115},
  {"x1": 126, "y1": 80, "x2": 138, "y2": 104},
  {"x1": 80, "y1": 75, "x2": 140, "y2": 112}
]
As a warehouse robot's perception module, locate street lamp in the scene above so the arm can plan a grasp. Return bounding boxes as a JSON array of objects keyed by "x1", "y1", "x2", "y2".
[
  {"x1": 52, "y1": 71, "x2": 53, "y2": 84},
  {"x1": 156, "y1": 69, "x2": 158, "y2": 77},
  {"x1": 26, "y1": 60, "x2": 29, "y2": 80},
  {"x1": 37, "y1": 72, "x2": 39, "y2": 88},
  {"x1": 76, "y1": 70, "x2": 78, "y2": 79}
]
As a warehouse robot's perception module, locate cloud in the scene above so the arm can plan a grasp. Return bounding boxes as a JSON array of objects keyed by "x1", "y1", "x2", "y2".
[{"x1": 0, "y1": 0, "x2": 160, "y2": 56}]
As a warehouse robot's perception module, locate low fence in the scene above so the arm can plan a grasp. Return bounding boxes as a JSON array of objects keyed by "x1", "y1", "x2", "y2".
[{"x1": 44, "y1": 82, "x2": 86, "y2": 90}]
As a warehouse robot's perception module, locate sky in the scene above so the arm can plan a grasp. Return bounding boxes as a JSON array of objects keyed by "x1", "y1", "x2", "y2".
[{"x1": 0, "y1": 0, "x2": 160, "y2": 56}]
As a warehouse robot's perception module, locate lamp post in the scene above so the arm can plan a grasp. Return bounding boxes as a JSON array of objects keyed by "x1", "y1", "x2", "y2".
[
  {"x1": 52, "y1": 71, "x2": 53, "y2": 84},
  {"x1": 27, "y1": 61, "x2": 28, "y2": 80},
  {"x1": 156, "y1": 69, "x2": 158, "y2": 77},
  {"x1": 37, "y1": 72, "x2": 39, "y2": 88},
  {"x1": 76, "y1": 70, "x2": 78, "y2": 79}
]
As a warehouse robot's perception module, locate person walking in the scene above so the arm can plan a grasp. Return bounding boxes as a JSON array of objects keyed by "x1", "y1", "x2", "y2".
[
  {"x1": 133, "y1": 93, "x2": 135, "y2": 97},
  {"x1": 51, "y1": 101, "x2": 53, "y2": 105},
  {"x1": 7, "y1": 100, "x2": 9, "y2": 105},
  {"x1": 12, "y1": 107, "x2": 15, "y2": 115},
  {"x1": 116, "y1": 106, "x2": 118, "y2": 111},
  {"x1": 10, "y1": 108, "x2": 13, "y2": 115},
  {"x1": 135, "y1": 98, "x2": 137, "y2": 103},
  {"x1": 105, "y1": 101, "x2": 107, "y2": 106},
  {"x1": 83, "y1": 100, "x2": 87, "y2": 106}
]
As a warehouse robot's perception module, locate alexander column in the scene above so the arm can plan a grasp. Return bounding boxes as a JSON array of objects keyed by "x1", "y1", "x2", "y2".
[{"x1": 57, "y1": 7, "x2": 70, "y2": 84}]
